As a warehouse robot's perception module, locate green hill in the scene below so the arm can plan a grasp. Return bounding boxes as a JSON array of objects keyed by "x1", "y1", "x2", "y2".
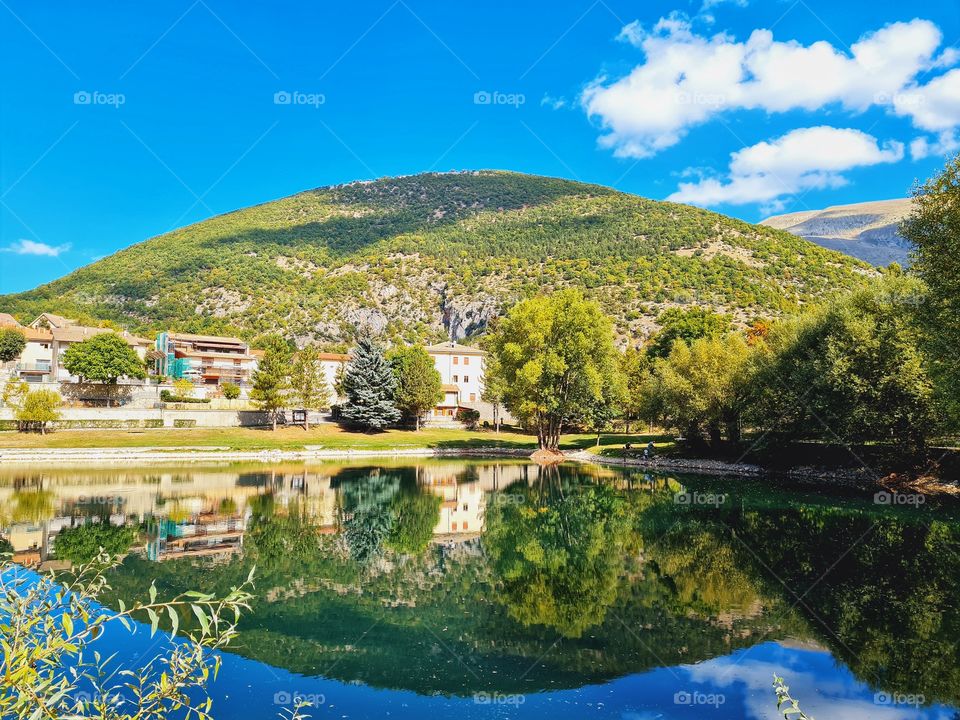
[{"x1": 0, "y1": 171, "x2": 875, "y2": 345}]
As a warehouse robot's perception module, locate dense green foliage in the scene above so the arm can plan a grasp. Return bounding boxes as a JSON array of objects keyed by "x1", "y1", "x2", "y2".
[
  {"x1": 53, "y1": 522, "x2": 138, "y2": 564},
  {"x1": 901, "y1": 154, "x2": 960, "y2": 423},
  {"x1": 61, "y1": 333, "x2": 146, "y2": 384},
  {"x1": 645, "y1": 307, "x2": 731, "y2": 359},
  {"x1": 288, "y1": 345, "x2": 332, "y2": 427},
  {"x1": 646, "y1": 334, "x2": 751, "y2": 445},
  {"x1": 748, "y1": 274, "x2": 938, "y2": 449},
  {"x1": 250, "y1": 334, "x2": 292, "y2": 429},
  {"x1": 389, "y1": 345, "x2": 443, "y2": 430},
  {"x1": 341, "y1": 334, "x2": 401, "y2": 430},
  {"x1": 0, "y1": 172, "x2": 872, "y2": 344},
  {"x1": 14, "y1": 388, "x2": 62, "y2": 434},
  {"x1": 487, "y1": 290, "x2": 620, "y2": 449},
  {"x1": 220, "y1": 381, "x2": 241, "y2": 400},
  {"x1": 0, "y1": 329, "x2": 26, "y2": 363}
]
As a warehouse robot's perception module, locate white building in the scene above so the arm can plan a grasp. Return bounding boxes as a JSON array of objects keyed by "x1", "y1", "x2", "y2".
[{"x1": 424, "y1": 341, "x2": 489, "y2": 422}]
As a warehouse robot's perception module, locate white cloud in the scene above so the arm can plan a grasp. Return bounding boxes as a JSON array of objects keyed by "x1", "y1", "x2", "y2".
[
  {"x1": 2, "y1": 239, "x2": 71, "y2": 257},
  {"x1": 541, "y1": 94, "x2": 568, "y2": 110},
  {"x1": 668, "y1": 126, "x2": 904, "y2": 207},
  {"x1": 909, "y1": 130, "x2": 960, "y2": 159},
  {"x1": 583, "y1": 18, "x2": 959, "y2": 159},
  {"x1": 893, "y1": 68, "x2": 960, "y2": 132}
]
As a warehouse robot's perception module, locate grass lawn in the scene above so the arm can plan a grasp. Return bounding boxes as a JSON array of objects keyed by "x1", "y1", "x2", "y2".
[{"x1": 0, "y1": 425, "x2": 665, "y2": 452}]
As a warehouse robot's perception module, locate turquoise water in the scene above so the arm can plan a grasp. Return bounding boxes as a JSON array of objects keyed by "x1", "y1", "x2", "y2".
[{"x1": 2, "y1": 459, "x2": 958, "y2": 719}]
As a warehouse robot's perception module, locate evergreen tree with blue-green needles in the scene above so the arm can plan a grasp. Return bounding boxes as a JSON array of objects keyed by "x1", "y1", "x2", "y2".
[{"x1": 340, "y1": 333, "x2": 401, "y2": 431}]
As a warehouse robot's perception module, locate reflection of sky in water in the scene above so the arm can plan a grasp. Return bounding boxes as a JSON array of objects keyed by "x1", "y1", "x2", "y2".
[{"x1": 89, "y1": 630, "x2": 953, "y2": 719}]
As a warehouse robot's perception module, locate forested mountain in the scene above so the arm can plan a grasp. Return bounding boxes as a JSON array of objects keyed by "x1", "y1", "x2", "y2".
[{"x1": 0, "y1": 171, "x2": 875, "y2": 346}]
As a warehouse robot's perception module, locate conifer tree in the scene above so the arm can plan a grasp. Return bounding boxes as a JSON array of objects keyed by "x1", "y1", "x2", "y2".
[
  {"x1": 251, "y1": 335, "x2": 292, "y2": 430},
  {"x1": 289, "y1": 345, "x2": 331, "y2": 430},
  {"x1": 341, "y1": 333, "x2": 400, "y2": 431}
]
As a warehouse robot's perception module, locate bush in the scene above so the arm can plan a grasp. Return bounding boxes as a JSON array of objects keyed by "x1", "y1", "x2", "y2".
[
  {"x1": 174, "y1": 419, "x2": 197, "y2": 428},
  {"x1": 221, "y1": 382, "x2": 241, "y2": 400},
  {"x1": 456, "y1": 407, "x2": 480, "y2": 428},
  {"x1": 160, "y1": 390, "x2": 210, "y2": 404}
]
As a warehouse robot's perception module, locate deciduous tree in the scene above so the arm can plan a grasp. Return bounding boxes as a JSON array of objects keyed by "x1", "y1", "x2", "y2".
[
  {"x1": 487, "y1": 290, "x2": 618, "y2": 450},
  {"x1": 389, "y1": 345, "x2": 442, "y2": 431},
  {"x1": 61, "y1": 333, "x2": 146, "y2": 385},
  {"x1": 0, "y1": 328, "x2": 26, "y2": 364},
  {"x1": 901, "y1": 154, "x2": 960, "y2": 424},
  {"x1": 14, "y1": 388, "x2": 62, "y2": 435}
]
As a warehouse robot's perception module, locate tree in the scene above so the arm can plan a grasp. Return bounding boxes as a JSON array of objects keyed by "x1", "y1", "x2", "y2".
[
  {"x1": 172, "y1": 378, "x2": 194, "y2": 398},
  {"x1": 619, "y1": 346, "x2": 649, "y2": 433},
  {"x1": 646, "y1": 307, "x2": 731, "y2": 359},
  {"x1": 289, "y1": 345, "x2": 331, "y2": 430},
  {"x1": 480, "y1": 353, "x2": 508, "y2": 433},
  {"x1": 250, "y1": 335, "x2": 292, "y2": 431},
  {"x1": 748, "y1": 275, "x2": 938, "y2": 450},
  {"x1": 340, "y1": 333, "x2": 400, "y2": 431},
  {"x1": 901, "y1": 154, "x2": 960, "y2": 423},
  {"x1": 61, "y1": 333, "x2": 146, "y2": 385},
  {"x1": 0, "y1": 328, "x2": 26, "y2": 363},
  {"x1": 221, "y1": 381, "x2": 241, "y2": 400},
  {"x1": 487, "y1": 290, "x2": 619, "y2": 450},
  {"x1": 15, "y1": 388, "x2": 62, "y2": 435},
  {"x1": 645, "y1": 334, "x2": 752, "y2": 446},
  {"x1": 389, "y1": 345, "x2": 442, "y2": 431}
]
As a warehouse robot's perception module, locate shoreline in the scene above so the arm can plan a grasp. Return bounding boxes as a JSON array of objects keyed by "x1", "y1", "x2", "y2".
[{"x1": 0, "y1": 445, "x2": 885, "y2": 485}]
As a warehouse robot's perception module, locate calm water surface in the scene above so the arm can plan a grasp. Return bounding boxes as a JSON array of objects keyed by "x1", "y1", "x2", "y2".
[{"x1": 1, "y1": 459, "x2": 958, "y2": 719}]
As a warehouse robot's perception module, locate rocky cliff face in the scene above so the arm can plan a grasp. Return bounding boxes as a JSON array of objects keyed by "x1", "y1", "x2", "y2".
[{"x1": 761, "y1": 198, "x2": 913, "y2": 267}]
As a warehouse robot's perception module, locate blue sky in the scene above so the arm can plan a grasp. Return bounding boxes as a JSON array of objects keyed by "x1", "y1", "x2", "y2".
[{"x1": 2, "y1": 0, "x2": 959, "y2": 293}]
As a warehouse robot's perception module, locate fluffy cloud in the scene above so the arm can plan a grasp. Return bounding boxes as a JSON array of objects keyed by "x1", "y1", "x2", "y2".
[
  {"x1": 583, "y1": 17, "x2": 959, "y2": 159},
  {"x1": 668, "y1": 126, "x2": 904, "y2": 207},
  {"x1": 2, "y1": 239, "x2": 71, "y2": 257}
]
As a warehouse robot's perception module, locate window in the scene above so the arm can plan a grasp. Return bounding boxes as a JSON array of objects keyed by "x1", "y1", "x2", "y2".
[
  {"x1": 462, "y1": 522, "x2": 468, "y2": 530},
  {"x1": 452, "y1": 522, "x2": 458, "y2": 531},
  {"x1": 464, "y1": 357, "x2": 470, "y2": 365},
  {"x1": 453, "y1": 356, "x2": 459, "y2": 365},
  {"x1": 464, "y1": 376, "x2": 469, "y2": 383},
  {"x1": 470, "y1": 393, "x2": 476, "y2": 401},
  {"x1": 453, "y1": 375, "x2": 458, "y2": 382}
]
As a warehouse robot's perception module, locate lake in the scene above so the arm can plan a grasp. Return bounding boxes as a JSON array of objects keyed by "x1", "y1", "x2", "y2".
[{"x1": 1, "y1": 459, "x2": 957, "y2": 719}]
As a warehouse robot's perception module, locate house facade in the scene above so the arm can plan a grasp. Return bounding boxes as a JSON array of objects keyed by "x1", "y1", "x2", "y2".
[
  {"x1": 2, "y1": 314, "x2": 149, "y2": 383},
  {"x1": 425, "y1": 341, "x2": 489, "y2": 421}
]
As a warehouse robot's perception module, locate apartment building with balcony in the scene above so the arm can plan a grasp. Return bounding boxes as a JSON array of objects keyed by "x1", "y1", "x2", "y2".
[{"x1": 154, "y1": 331, "x2": 258, "y2": 387}]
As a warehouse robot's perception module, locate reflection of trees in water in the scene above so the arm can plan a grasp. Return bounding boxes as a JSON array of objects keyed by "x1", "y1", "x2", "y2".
[
  {"x1": 484, "y1": 466, "x2": 641, "y2": 638},
  {"x1": 704, "y1": 502, "x2": 960, "y2": 707},
  {"x1": 72, "y1": 464, "x2": 960, "y2": 704}
]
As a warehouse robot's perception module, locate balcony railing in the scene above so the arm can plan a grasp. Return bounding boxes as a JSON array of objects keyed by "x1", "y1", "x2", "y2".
[{"x1": 15, "y1": 363, "x2": 52, "y2": 374}]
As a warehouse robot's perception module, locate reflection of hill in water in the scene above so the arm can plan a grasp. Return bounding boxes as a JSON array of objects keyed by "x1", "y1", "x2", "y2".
[{"x1": 3, "y1": 461, "x2": 959, "y2": 704}]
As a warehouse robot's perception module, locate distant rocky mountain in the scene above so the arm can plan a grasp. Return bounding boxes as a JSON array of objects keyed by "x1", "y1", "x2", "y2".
[{"x1": 761, "y1": 198, "x2": 914, "y2": 267}]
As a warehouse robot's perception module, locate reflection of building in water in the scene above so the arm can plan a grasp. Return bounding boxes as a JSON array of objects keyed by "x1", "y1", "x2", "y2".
[
  {"x1": 416, "y1": 462, "x2": 531, "y2": 542},
  {"x1": 0, "y1": 462, "x2": 545, "y2": 562},
  {"x1": 145, "y1": 512, "x2": 247, "y2": 562}
]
